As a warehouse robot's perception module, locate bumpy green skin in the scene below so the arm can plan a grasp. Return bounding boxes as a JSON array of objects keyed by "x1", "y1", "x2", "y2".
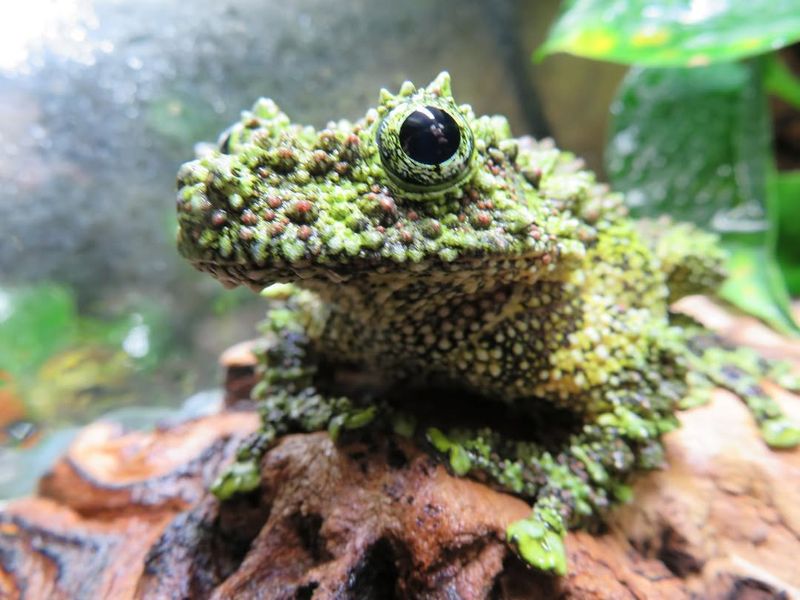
[{"x1": 176, "y1": 73, "x2": 800, "y2": 575}]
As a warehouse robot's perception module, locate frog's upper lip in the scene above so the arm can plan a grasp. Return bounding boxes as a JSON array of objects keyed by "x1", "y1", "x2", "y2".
[{"x1": 189, "y1": 246, "x2": 554, "y2": 292}]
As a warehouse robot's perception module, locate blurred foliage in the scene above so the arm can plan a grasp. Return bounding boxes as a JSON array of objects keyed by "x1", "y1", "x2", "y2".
[
  {"x1": 211, "y1": 285, "x2": 256, "y2": 316},
  {"x1": 539, "y1": 0, "x2": 800, "y2": 67},
  {"x1": 0, "y1": 284, "x2": 172, "y2": 433},
  {"x1": 605, "y1": 61, "x2": 799, "y2": 334},
  {"x1": 540, "y1": 0, "x2": 800, "y2": 335},
  {"x1": 146, "y1": 92, "x2": 225, "y2": 152},
  {"x1": 766, "y1": 54, "x2": 800, "y2": 110},
  {"x1": 775, "y1": 171, "x2": 800, "y2": 294},
  {"x1": 606, "y1": 63, "x2": 760, "y2": 228}
]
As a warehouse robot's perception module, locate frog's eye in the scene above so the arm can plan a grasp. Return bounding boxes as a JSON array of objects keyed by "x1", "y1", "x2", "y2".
[
  {"x1": 399, "y1": 106, "x2": 460, "y2": 165},
  {"x1": 377, "y1": 101, "x2": 474, "y2": 191}
]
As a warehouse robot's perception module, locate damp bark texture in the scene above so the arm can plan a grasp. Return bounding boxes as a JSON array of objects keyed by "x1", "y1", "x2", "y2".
[{"x1": 1, "y1": 297, "x2": 799, "y2": 599}]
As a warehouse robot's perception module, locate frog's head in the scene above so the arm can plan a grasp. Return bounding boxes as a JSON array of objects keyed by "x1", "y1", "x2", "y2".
[{"x1": 176, "y1": 72, "x2": 584, "y2": 291}]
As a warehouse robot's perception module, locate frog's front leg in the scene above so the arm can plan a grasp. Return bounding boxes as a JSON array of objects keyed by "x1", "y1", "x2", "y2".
[
  {"x1": 683, "y1": 332, "x2": 800, "y2": 448},
  {"x1": 508, "y1": 407, "x2": 674, "y2": 575},
  {"x1": 211, "y1": 284, "x2": 377, "y2": 500},
  {"x1": 428, "y1": 386, "x2": 678, "y2": 575},
  {"x1": 650, "y1": 221, "x2": 800, "y2": 448}
]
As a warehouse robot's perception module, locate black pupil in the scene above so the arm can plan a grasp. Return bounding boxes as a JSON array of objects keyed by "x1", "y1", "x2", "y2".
[{"x1": 399, "y1": 106, "x2": 461, "y2": 165}]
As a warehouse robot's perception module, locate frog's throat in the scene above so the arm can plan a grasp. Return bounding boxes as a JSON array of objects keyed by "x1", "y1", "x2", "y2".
[{"x1": 299, "y1": 262, "x2": 566, "y2": 398}]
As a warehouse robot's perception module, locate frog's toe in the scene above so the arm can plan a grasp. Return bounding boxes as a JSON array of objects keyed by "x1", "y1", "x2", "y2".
[
  {"x1": 506, "y1": 517, "x2": 568, "y2": 576},
  {"x1": 211, "y1": 459, "x2": 262, "y2": 500},
  {"x1": 760, "y1": 418, "x2": 800, "y2": 449},
  {"x1": 770, "y1": 366, "x2": 800, "y2": 392}
]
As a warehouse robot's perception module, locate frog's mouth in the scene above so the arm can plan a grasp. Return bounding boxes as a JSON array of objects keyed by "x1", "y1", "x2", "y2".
[{"x1": 186, "y1": 244, "x2": 559, "y2": 293}]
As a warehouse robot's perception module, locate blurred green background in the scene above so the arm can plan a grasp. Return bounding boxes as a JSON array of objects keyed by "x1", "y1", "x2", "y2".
[{"x1": 1, "y1": 0, "x2": 798, "y2": 497}]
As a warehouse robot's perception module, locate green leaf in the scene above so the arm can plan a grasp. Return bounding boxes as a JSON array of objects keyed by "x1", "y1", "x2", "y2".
[
  {"x1": 607, "y1": 62, "x2": 765, "y2": 227},
  {"x1": 719, "y1": 240, "x2": 800, "y2": 335},
  {"x1": 538, "y1": 0, "x2": 800, "y2": 67},
  {"x1": 606, "y1": 60, "x2": 800, "y2": 334},
  {"x1": 765, "y1": 53, "x2": 800, "y2": 110},
  {"x1": 773, "y1": 170, "x2": 800, "y2": 295}
]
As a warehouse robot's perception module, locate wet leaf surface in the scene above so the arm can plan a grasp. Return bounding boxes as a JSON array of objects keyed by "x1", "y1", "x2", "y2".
[
  {"x1": 607, "y1": 62, "x2": 762, "y2": 226},
  {"x1": 539, "y1": 0, "x2": 800, "y2": 66},
  {"x1": 719, "y1": 241, "x2": 800, "y2": 336},
  {"x1": 606, "y1": 61, "x2": 799, "y2": 334}
]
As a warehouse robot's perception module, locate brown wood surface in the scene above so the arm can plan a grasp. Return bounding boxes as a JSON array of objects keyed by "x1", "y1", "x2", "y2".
[{"x1": 1, "y1": 298, "x2": 798, "y2": 599}]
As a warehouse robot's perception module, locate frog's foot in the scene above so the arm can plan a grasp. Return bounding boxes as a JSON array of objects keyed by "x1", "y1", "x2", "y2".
[
  {"x1": 686, "y1": 334, "x2": 800, "y2": 448},
  {"x1": 426, "y1": 397, "x2": 671, "y2": 574},
  {"x1": 428, "y1": 426, "x2": 575, "y2": 574},
  {"x1": 213, "y1": 282, "x2": 383, "y2": 500},
  {"x1": 212, "y1": 388, "x2": 380, "y2": 500},
  {"x1": 212, "y1": 429, "x2": 272, "y2": 500},
  {"x1": 507, "y1": 498, "x2": 568, "y2": 576}
]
